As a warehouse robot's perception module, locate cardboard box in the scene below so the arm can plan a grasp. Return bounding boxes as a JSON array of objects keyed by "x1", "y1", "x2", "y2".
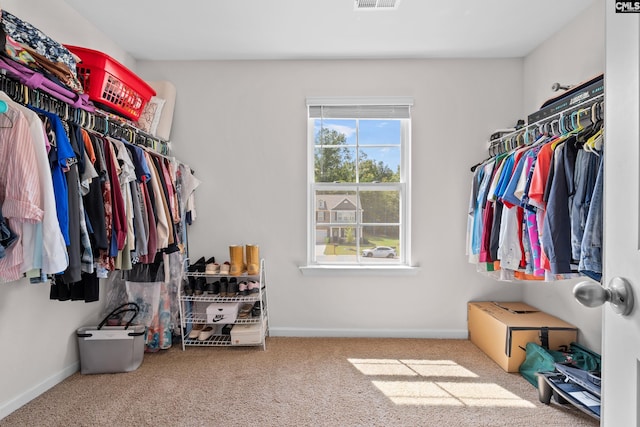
[
  {"x1": 468, "y1": 301, "x2": 578, "y2": 372},
  {"x1": 206, "y1": 302, "x2": 240, "y2": 324},
  {"x1": 230, "y1": 323, "x2": 264, "y2": 345}
]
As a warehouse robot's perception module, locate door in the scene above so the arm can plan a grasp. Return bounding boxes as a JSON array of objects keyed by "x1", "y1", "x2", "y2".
[{"x1": 603, "y1": 8, "x2": 640, "y2": 426}]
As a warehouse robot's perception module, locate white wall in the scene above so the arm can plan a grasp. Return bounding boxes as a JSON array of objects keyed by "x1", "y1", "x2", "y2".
[
  {"x1": 523, "y1": 0, "x2": 605, "y2": 114},
  {"x1": 136, "y1": 58, "x2": 526, "y2": 337},
  {"x1": 521, "y1": 0, "x2": 605, "y2": 352},
  {"x1": 0, "y1": 0, "x2": 129, "y2": 419},
  {"x1": 0, "y1": 0, "x2": 135, "y2": 68}
]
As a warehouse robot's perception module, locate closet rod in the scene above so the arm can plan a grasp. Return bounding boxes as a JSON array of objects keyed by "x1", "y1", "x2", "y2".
[
  {"x1": 91, "y1": 108, "x2": 171, "y2": 156},
  {"x1": 0, "y1": 71, "x2": 171, "y2": 156},
  {"x1": 526, "y1": 92, "x2": 603, "y2": 132},
  {"x1": 486, "y1": 92, "x2": 604, "y2": 154}
]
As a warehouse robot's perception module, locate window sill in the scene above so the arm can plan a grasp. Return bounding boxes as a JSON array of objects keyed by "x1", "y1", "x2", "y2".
[{"x1": 299, "y1": 265, "x2": 420, "y2": 276}]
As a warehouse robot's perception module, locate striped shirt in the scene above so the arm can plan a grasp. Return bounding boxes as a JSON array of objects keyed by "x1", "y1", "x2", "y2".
[{"x1": 0, "y1": 105, "x2": 44, "y2": 282}]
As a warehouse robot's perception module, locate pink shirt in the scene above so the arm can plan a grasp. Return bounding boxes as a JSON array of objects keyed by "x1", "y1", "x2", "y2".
[{"x1": 0, "y1": 106, "x2": 43, "y2": 282}]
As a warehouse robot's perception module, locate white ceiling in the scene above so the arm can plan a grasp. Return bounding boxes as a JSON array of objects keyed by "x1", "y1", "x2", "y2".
[{"x1": 62, "y1": 0, "x2": 596, "y2": 61}]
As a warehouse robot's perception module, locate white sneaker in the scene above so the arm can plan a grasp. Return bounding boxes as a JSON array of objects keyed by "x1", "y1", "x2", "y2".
[
  {"x1": 197, "y1": 325, "x2": 215, "y2": 341},
  {"x1": 205, "y1": 262, "x2": 220, "y2": 274},
  {"x1": 188, "y1": 324, "x2": 205, "y2": 339}
]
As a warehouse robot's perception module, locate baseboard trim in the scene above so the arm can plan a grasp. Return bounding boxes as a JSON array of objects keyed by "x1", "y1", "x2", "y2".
[
  {"x1": 268, "y1": 327, "x2": 468, "y2": 339},
  {"x1": 0, "y1": 361, "x2": 79, "y2": 420}
]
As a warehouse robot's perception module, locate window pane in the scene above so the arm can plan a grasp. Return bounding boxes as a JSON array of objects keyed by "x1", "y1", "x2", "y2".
[
  {"x1": 358, "y1": 119, "x2": 401, "y2": 145},
  {"x1": 361, "y1": 225, "x2": 400, "y2": 263},
  {"x1": 361, "y1": 190, "x2": 400, "y2": 223},
  {"x1": 315, "y1": 190, "x2": 360, "y2": 236},
  {"x1": 314, "y1": 236, "x2": 359, "y2": 264},
  {"x1": 315, "y1": 147, "x2": 356, "y2": 182},
  {"x1": 358, "y1": 147, "x2": 401, "y2": 183},
  {"x1": 313, "y1": 119, "x2": 356, "y2": 146},
  {"x1": 315, "y1": 189, "x2": 360, "y2": 264}
]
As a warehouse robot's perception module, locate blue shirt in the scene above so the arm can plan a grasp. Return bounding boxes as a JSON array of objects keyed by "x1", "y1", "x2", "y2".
[{"x1": 33, "y1": 108, "x2": 75, "y2": 245}]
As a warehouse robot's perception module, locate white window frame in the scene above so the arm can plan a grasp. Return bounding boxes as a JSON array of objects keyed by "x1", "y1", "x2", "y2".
[{"x1": 302, "y1": 97, "x2": 416, "y2": 274}]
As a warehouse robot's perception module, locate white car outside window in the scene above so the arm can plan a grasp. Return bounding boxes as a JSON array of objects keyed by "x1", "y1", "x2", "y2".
[{"x1": 361, "y1": 246, "x2": 396, "y2": 258}]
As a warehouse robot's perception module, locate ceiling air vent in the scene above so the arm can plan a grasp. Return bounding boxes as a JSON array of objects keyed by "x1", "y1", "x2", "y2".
[{"x1": 354, "y1": 0, "x2": 400, "y2": 10}]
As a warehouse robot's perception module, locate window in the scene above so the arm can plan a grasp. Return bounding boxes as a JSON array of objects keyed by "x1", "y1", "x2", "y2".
[{"x1": 306, "y1": 97, "x2": 413, "y2": 267}]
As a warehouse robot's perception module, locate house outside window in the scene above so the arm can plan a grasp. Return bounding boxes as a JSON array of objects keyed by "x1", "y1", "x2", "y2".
[{"x1": 306, "y1": 97, "x2": 413, "y2": 266}]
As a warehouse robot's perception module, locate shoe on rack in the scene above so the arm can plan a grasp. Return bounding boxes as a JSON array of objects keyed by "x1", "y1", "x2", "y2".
[
  {"x1": 205, "y1": 280, "x2": 220, "y2": 295},
  {"x1": 238, "y1": 281, "x2": 248, "y2": 296},
  {"x1": 188, "y1": 256, "x2": 206, "y2": 273},
  {"x1": 220, "y1": 261, "x2": 231, "y2": 275},
  {"x1": 188, "y1": 324, "x2": 205, "y2": 339},
  {"x1": 219, "y1": 277, "x2": 229, "y2": 297},
  {"x1": 248, "y1": 280, "x2": 260, "y2": 295},
  {"x1": 197, "y1": 325, "x2": 215, "y2": 341},
  {"x1": 183, "y1": 278, "x2": 195, "y2": 296},
  {"x1": 206, "y1": 280, "x2": 221, "y2": 295},
  {"x1": 245, "y1": 244, "x2": 260, "y2": 276},
  {"x1": 229, "y1": 245, "x2": 246, "y2": 276},
  {"x1": 251, "y1": 302, "x2": 262, "y2": 318},
  {"x1": 205, "y1": 262, "x2": 220, "y2": 274},
  {"x1": 227, "y1": 277, "x2": 239, "y2": 297},
  {"x1": 238, "y1": 303, "x2": 253, "y2": 319},
  {"x1": 194, "y1": 277, "x2": 206, "y2": 295}
]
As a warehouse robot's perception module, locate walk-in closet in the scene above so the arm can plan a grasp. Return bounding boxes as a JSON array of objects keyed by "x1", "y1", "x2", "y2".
[{"x1": 2, "y1": 0, "x2": 635, "y2": 425}]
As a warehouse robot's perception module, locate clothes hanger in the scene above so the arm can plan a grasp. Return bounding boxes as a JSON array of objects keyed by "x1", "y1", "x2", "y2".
[
  {"x1": 592, "y1": 101, "x2": 604, "y2": 123},
  {"x1": 471, "y1": 157, "x2": 491, "y2": 172},
  {"x1": 578, "y1": 106, "x2": 600, "y2": 140},
  {"x1": 538, "y1": 122, "x2": 549, "y2": 137},
  {"x1": 593, "y1": 129, "x2": 604, "y2": 151},
  {"x1": 584, "y1": 128, "x2": 604, "y2": 155},
  {"x1": 580, "y1": 106, "x2": 594, "y2": 128},
  {"x1": 560, "y1": 113, "x2": 570, "y2": 135},
  {"x1": 0, "y1": 99, "x2": 13, "y2": 128}
]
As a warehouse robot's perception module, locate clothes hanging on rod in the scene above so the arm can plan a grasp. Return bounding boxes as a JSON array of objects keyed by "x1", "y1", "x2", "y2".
[
  {"x1": 0, "y1": 83, "x2": 201, "y2": 353},
  {"x1": 467, "y1": 95, "x2": 604, "y2": 283},
  {"x1": 0, "y1": 85, "x2": 198, "y2": 285},
  {"x1": 485, "y1": 94, "x2": 604, "y2": 158}
]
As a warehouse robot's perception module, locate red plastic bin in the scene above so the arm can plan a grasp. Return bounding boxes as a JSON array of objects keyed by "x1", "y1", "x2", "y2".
[{"x1": 65, "y1": 45, "x2": 156, "y2": 121}]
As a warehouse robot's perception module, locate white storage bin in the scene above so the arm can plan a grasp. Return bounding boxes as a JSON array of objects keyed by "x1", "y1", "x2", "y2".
[
  {"x1": 76, "y1": 325, "x2": 146, "y2": 374},
  {"x1": 231, "y1": 323, "x2": 264, "y2": 345}
]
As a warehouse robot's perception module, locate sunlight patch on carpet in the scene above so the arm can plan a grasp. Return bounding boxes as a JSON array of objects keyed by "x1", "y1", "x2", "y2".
[
  {"x1": 349, "y1": 358, "x2": 535, "y2": 408},
  {"x1": 372, "y1": 380, "x2": 463, "y2": 406},
  {"x1": 436, "y1": 382, "x2": 535, "y2": 408},
  {"x1": 348, "y1": 359, "x2": 478, "y2": 378},
  {"x1": 402, "y1": 360, "x2": 478, "y2": 378},
  {"x1": 348, "y1": 359, "x2": 418, "y2": 376}
]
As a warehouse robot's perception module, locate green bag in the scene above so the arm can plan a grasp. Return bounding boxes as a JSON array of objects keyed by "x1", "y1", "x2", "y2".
[
  {"x1": 519, "y1": 342, "x2": 571, "y2": 387},
  {"x1": 519, "y1": 341, "x2": 602, "y2": 388},
  {"x1": 567, "y1": 342, "x2": 601, "y2": 372}
]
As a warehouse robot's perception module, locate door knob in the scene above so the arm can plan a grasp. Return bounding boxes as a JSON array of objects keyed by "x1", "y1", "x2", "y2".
[{"x1": 573, "y1": 277, "x2": 634, "y2": 316}]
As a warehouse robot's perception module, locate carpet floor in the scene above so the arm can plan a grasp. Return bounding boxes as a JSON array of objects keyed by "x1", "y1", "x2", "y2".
[{"x1": 0, "y1": 337, "x2": 598, "y2": 427}]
